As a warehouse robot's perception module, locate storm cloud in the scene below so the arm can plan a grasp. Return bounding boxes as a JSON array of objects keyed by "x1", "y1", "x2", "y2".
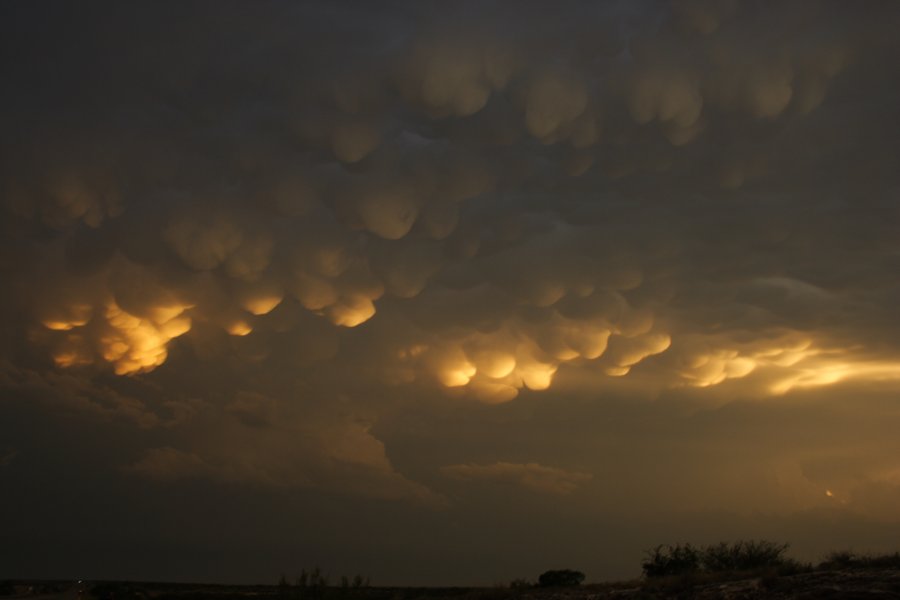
[{"x1": 2, "y1": 0, "x2": 900, "y2": 585}]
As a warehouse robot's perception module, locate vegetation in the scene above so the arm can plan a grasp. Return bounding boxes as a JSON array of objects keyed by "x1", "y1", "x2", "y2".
[
  {"x1": 277, "y1": 569, "x2": 369, "y2": 600},
  {"x1": 12, "y1": 545, "x2": 900, "y2": 600},
  {"x1": 701, "y1": 540, "x2": 793, "y2": 572},
  {"x1": 641, "y1": 544, "x2": 702, "y2": 578},
  {"x1": 536, "y1": 570, "x2": 585, "y2": 587},
  {"x1": 642, "y1": 540, "x2": 800, "y2": 578}
]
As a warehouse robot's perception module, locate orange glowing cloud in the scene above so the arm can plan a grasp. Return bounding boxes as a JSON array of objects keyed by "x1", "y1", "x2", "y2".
[
  {"x1": 769, "y1": 358, "x2": 900, "y2": 395},
  {"x1": 45, "y1": 299, "x2": 193, "y2": 375}
]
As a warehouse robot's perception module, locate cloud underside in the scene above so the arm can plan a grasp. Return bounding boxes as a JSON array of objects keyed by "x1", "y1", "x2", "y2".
[{"x1": 1, "y1": 0, "x2": 899, "y2": 513}]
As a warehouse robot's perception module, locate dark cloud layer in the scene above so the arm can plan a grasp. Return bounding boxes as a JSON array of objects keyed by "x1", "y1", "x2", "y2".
[{"x1": 2, "y1": 0, "x2": 900, "y2": 585}]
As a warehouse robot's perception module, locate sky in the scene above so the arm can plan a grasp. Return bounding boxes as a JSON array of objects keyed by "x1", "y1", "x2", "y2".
[{"x1": 1, "y1": 0, "x2": 900, "y2": 587}]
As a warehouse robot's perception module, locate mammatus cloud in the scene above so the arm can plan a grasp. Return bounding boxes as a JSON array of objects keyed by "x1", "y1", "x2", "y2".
[
  {"x1": 662, "y1": 332, "x2": 900, "y2": 395},
  {"x1": 441, "y1": 462, "x2": 592, "y2": 495},
  {"x1": 1, "y1": 0, "x2": 899, "y2": 515}
]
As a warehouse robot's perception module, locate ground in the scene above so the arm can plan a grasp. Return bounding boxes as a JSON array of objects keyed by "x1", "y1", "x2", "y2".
[{"x1": 6, "y1": 569, "x2": 900, "y2": 600}]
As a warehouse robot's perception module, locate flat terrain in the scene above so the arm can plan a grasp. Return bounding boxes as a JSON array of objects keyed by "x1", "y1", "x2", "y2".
[
  {"x1": 534, "y1": 568, "x2": 900, "y2": 598},
  {"x1": 6, "y1": 569, "x2": 900, "y2": 600}
]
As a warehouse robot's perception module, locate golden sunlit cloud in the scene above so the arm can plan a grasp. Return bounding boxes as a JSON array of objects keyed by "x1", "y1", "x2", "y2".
[
  {"x1": 226, "y1": 321, "x2": 253, "y2": 336},
  {"x1": 385, "y1": 316, "x2": 672, "y2": 402},
  {"x1": 102, "y1": 301, "x2": 192, "y2": 375},
  {"x1": 670, "y1": 332, "x2": 900, "y2": 397},
  {"x1": 51, "y1": 335, "x2": 94, "y2": 368},
  {"x1": 46, "y1": 299, "x2": 192, "y2": 375},
  {"x1": 326, "y1": 295, "x2": 377, "y2": 327},
  {"x1": 3, "y1": 3, "x2": 900, "y2": 591},
  {"x1": 41, "y1": 304, "x2": 94, "y2": 331},
  {"x1": 240, "y1": 294, "x2": 283, "y2": 316},
  {"x1": 237, "y1": 281, "x2": 285, "y2": 316},
  {"x1": 5, "y1": 1, "x2": 900, "y2": 580},
  {"x1": 518, "y1": 361, "x2": 557, "y2": 391},
  {"x1": 470, "y1": 349, "x2": 516, "y2": 379},
  {"x1": 770, "y1": 359, "x2": 900, "y2": 395}
]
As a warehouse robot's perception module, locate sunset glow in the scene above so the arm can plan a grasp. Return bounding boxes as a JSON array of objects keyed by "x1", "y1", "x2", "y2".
[{"x1": 3, "y1": 0, "x2": 900, "y2": 586}]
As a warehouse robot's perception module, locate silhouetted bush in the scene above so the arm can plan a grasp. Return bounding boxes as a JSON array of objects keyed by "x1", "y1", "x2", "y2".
[
  {"x1": 702, "y1": 540, "x2": 790, "y2": 572},
  {"x1": 537, "y1": 570, "x2": 585, "y2": 587},
  {"x1": 642, "y1": 544, "x2": 702, "y2": 578},
  {"x1": 642, "y1": 540, "x2": 792, "y2": 578},
  {"x1": 0, "y1": 581, "x2": 14, "y2": 596}
]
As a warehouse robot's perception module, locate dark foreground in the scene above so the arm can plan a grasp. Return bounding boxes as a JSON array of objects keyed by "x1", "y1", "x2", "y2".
[
  {"x1": 5, "y1": 569, "x2": 900, "y2": 600},
  {"x1": 529, "y1": 568, "x2": 900, "y2": 598}
]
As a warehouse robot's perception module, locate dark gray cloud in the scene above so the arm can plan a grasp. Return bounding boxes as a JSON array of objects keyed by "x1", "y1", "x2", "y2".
[{"x1": 1, "y1": 0, "x2": 900, "y2": 585}]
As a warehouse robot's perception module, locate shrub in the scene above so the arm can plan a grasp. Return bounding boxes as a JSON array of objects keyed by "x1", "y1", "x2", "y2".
[
  {"x1": 702, "y1": 540, "x2": 790, "y2": 572},
  {"x1": 642, "y1": 541, "x2": 792, "y2": 578},
  {"x1": 537, "y1": 569, "x2": 585, "y2": 587},
  {"x1": 642, "y1": 544, "x2": 701, "y2": 578}
]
